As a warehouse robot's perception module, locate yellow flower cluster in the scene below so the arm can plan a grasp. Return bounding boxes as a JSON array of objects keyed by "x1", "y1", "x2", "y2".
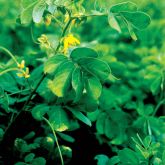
[
  {"x1": 38, "y1": 34, "x2": 51, "y2": 49},
  {"x1": 63, "y1": 34, "x2": 80, "y2": 54},
  {"x1": 17, "y1": 60, "x2": 30, "y2": 79}
]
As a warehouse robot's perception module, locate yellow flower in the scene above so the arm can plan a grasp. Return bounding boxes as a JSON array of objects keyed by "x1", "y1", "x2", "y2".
[
  {"x1": 17, "y1": 67, "x2": 30, "y2": 79},
  {"x1": 17, "y1": 60, "x2": 25, "y2": 69},
  {"x1": 63, "y1": 34, "x2": 80, "y2": 54},
  {"x1": 38, "y1": 34, "x2": 51, "y2": 49}
]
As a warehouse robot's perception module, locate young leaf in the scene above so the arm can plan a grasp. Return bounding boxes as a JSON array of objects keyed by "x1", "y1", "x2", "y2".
[
  {"x1": 70, "y1": 47, "x2": 98, "y2": 62},
  {"x1": 32, "y1": 0, "x2": 46, "y2": 23},
  {"x1": 108, "y1": 12, "x2": 121, "y2": 33},
  {"x1": 67, "y1": 107, "x2": 92, "y2": 127},
  {"x1": 127, "y1": 22, "x2": 138, "y2": 41},
  {"x1": 48, "y1": 61, "x2": 75, "y2": 97},
  {"x1": 72, "y1": 67, "x2": 84, "y2": 102}
]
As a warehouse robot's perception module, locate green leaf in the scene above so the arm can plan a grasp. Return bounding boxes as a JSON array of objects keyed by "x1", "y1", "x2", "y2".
[
  {"x1": 86, "y1": 77, "x2": 102, "y2": 100},
  {"x1": 104, "y1": 117, "x2": 114, "y2": 139},
  {"x1": 42, "y1": 136, "x2": 54, "y2": 150},
  {"x1": 108, "y1": 156, "x2": 120, "y2": 165},
  {"x1": 96, "y1": 112, "x2": 106, "y2": 134},
  {"x1": 32, "y1": 157, "x2": 46, "y2": 165},
  {"x1": 44, "y1": 55, "x2": 68, "y2": 74},
  {"x1": 72, "y1": 67, "x2": 84, "y2": 102},
  {"x1": 94, "y1": 154, "x2": 109, "y2": 165},
  {"x1": 23, "y1": 131, "x2": 35, "y2": 140},
  {"x1": 31, "y1": 104, "x2": 49, "y2": 121},
  {"x1": 143, "y1": 136, "x2": 152, "y2": 148},
  {"x1": 48, "y1": 106, "x2": 70, "y2": 132},
  {"x1": 121, "y1": 11, "x2": 151, "y2": 30},
  {"x1": 150, "y1": 75, "x2": 162, "y2": 95},
  {"x1": 162, "y1": 150, "x2": 165, "y2": 164},
  {"x1": 57, "y1": 132, "x2": 75, "y2": 143},
  {"x1": 0, "y1": 73, "x2": 19, "y2": 93},
  {"x1": 108, "y1": 12, "x2": 121, "y2": 33},
  {"x1": 67, "y1": 107, "x2": 92, "y2": 127},
  {"x1": 70, "y1": 47, "x2": 98, "y2": 62},
  {"x1": 153, "y1": 158, "x2": 162, "y2": 165},
  {"x1": 118, "y1": 148, "x2": 139, "y2": 165},
  {"x1": 81, "y1": 95, "x2": 98, "y2": 112},
  {"x1": 0, "y1": 128, "x2": 4, "y2": 141},
  {"x1": 48, "y1": 61, "x2": 74, "y2": 97},
  {"x1": 110, "y1": 1, "x2": 138, "y2": 13},
  {"x1": 127, "y1": 22, "x2": 138, "y2": 41},
  {"x1": 20, "y1": 1, "x2": 38, "y2": 24},
  {"x1": 21, "y1": 0, "x2": 35, "y2": 8},
  {"x1": 87, "y1": 109, "x2": 100, "y2": 122},
  {"x1": 32, "y1": 0, "x2": 46, "y2": 23},
  {"x1": 55, "y1": 146, "x2": 72, "y2": 160},
  {"x1": 24, "y1": 153, "x2": 35, "y2": 163},
  {"x1": 79, "y1": 58, "x2": 111, "y2": 81}
]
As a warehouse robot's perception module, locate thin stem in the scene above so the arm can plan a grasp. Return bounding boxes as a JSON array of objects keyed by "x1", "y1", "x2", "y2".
[
  {"x1": 52, "y1": 15, "x2": 63, "y2": 28},
  {"x1": 22, "y1": 73, "x2": 46, "y2": 110},
  {"x1": 0, "y1": 68, "x2": 21, "y2": 76},
  {"x1": 3, "y1": 73, "x2": 46, "y2": 136},
  {"x1": 30, "y1": 27, "x2": 40, "y2": 45},
  {"x1": 152, "y1": 98, "x2": 165, "y2": 116},
  {"x1": 43, "y1": 117, "x2": 64, "y2": 165},
  {"x1": 147, "y1": 120, "x2": 152, "y2": 136},
  {"x1": 71, "y1": 13, "x2": 107, "y2": 19},
  {"x1": 0, "y1": 46, "x2": 18, "y2": 65},
  {"x1": 0, "y1": 88, "x2": 31, "y2": 99},
  {"x1": 55, "y1": 18, "x2": 73, "y2": 54}
]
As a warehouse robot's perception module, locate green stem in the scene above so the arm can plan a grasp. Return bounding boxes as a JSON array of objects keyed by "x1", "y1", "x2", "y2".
[
  {"x1": 52, "y1": 15, "x2": 63, "y2": 28},
  {"x1": 43, "y1": 117, "x2": 64, "y2": 165},
  {"x1": 0, "y1": 88, "x2": 31, "y2": 99},
  {"x1": 22, "y1": 73, "x2": 46, "y2": 110},
  {"x1": 0, "y1": 68, "x2": 20, "y2": 76},
  {"x1": 30, "y1": 27, "x2": 40, "y2": 45},
  {"x1": 152, "y1": 98, "x2": 165, "y2": 116},
  {"x1": 55, "y1": 18, "x2": 73, "y2": 54},
  {"x1": 71, "y1": 13, "x2": 107, "y2": 19},
  {"x1": 0, "y1": 46, "x2": 18, "y2": 65},
  {"x1": 3, "y1": 73, "x2": 46, "y2": 136}
]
